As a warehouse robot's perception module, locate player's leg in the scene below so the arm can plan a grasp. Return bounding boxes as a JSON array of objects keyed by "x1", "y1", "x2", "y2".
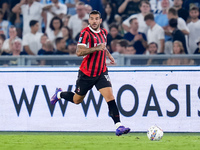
[
  {"x1": 50, "y1": 70, "x2": 92, "y2": 105},
  {"x1": 50, "y1": 88, "x2": 85, "y2": 105},
  {"x1": 96, "y1": 71, "x2": 130, "y2": 136}
]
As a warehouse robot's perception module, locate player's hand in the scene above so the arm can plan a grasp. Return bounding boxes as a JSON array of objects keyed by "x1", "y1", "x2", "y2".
[
  {"x1": 109, "y1": 55, "x2": 115, "y2": 64},
  {"x1": 97, "y1": 43, "x2": 106, "y2": 51}
]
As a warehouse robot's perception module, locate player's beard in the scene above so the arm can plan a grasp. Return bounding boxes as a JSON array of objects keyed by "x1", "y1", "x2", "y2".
[{"x1": 91, "y1": 23, "x2": 100, "y2": 31}]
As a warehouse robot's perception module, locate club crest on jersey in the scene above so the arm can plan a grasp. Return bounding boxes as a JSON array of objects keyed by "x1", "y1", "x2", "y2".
[{"x1": 78, "y1": 37, "x2": 83, "y2": 43}]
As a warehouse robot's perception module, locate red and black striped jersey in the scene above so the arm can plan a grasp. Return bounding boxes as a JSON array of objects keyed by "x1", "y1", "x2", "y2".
[{"x1": 77, "y1": 26, "x2": 108, "y2": 77}]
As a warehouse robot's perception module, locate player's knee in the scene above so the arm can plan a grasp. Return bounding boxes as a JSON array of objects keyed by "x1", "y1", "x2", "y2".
[{"x1": 73, "y1": 98, "x2": 83, "y2": 104}]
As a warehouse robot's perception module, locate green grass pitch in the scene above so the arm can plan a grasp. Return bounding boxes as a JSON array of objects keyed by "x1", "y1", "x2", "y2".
[{"x1": 0, "y1": 132, "x2": 200, "y2": 150}]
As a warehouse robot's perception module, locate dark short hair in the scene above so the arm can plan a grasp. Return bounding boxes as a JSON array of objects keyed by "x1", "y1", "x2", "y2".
[
  {"x1": 109, "y1": 23, "x2": 118, "y2": 31},
  {"x1": 190, "y1": 5, "x2": 199, "y2": 12},
  {"x1": 169, "y1": 18, "x2": 178, "y2": 28},
  {"x1": 129, "y1": 17, "x2": 137, "y2": 24},
  {"x1": 149, "y1": 42, "x2": 158, "y2": 48},
  {"x1": 168, "y1": 7, "x2": 178, "y2": 16},
  {"x1": 0, "y1": 33, "x2": 6, "y2": 41},
  {"x1": 62, "y1": 26, "x2": 72, "y2": 39},
  {"x1": 29, "y1": 20, "x2": 38, "y2": 27},
  {"x1": 55, "y1": 37, "x2": 64, "y2": 45},
  {"x1": 49, "y1": 16, "x2": 63, "y2": 31},
  {"x1": 89, "y1": 10, "x2": 101, "y2": 18},
  {"x1": 9, "y1": 25, "x2": 16, "y2": 30},
  {"x1": 144, "y1": 13, "x2": 154, "y2": 21},
  {"x1": 139, "y1": 0, "x2": 151, "y2": 8},
  {"x1": 83, "y1": 19, "x2": 89, "y2": 25},
  {"x1": 118, "y1": 39, "x2": 129, "y2": 48}
]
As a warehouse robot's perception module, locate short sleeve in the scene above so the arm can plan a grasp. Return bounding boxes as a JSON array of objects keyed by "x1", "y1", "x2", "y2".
[
  {"x1": 77, "y1": 31, "x2": 89, "y2": 46},
  {"x1": 158, "y1": 28, "x2": 165, "y2": 40},
  {"x1": 22, "y1": 34, "x2": 29, "y2": 46},
  {"x1": 178, "y1": 18, "x2": 190, "y2": 32}
]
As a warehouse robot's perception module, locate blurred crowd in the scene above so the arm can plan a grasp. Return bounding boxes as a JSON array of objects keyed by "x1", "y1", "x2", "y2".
[{"x1": 0, "y1": 0, "x2": 200, "y2": 66}]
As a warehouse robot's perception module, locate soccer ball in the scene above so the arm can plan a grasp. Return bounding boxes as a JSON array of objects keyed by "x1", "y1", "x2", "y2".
[{"x1": 147, "y1": 125, "x2": 163, "y2": 141}]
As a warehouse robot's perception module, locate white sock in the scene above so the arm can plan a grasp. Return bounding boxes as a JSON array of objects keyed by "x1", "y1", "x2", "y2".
[
  {"x1": 57, "y1": 92, "x2": 61, "y2": 99},
  {"x1": 115, "y1": 122, "x2": 122, "y2": 129}
]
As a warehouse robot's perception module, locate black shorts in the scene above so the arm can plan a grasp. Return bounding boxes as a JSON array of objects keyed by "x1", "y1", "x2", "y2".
[{"x1": 75, "y1": 70, "x2": 112, "y2": 96}]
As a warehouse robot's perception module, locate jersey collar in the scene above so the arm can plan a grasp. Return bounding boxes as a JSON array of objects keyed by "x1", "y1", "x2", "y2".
[{"x1": 88, "y1": 25, "x2": 100, "y2": 33}]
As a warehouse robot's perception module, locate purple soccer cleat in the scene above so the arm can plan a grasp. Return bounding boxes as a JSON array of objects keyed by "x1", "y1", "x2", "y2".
[
  {"x1": 116, "y1": 126, "x2": 130, "y2": 136},
  {"x1": 50, "y1": 88, "x2": 62, "y2": 105}
]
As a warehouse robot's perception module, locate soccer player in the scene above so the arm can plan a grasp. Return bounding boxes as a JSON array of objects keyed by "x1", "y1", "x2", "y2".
[{"x1": 50, "y1": 10, "x2": 130, "y2": 136}]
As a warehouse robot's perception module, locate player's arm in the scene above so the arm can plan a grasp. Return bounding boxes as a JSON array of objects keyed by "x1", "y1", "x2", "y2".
[
  {"x1": 76, "y1": 43, "x2": 106, "y2": 56},
  {"x1": 105, "y1": 48, "x2": 115, "y2": 64}
]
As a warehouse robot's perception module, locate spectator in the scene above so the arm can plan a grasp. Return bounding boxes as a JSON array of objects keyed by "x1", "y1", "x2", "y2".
[
  {"x1": 38, "y1": 34, "x2": 48, "y2": 55},
  {"x1": 125, "y1": 44, "x2": 136, "y2": 54},
  {"x1": 11, "y1": 39, "x2": 24, "y2": 56},
  {"x1": 13, "y1": 10, "x2": 23, "y2": 38},
  {"x1": 2, "y1": 26, "x2": 20, "y2": 55},
  {"x1": 124, "y1": 17, "x2": 147, "y2": 54},
  {"x1": 0, "y1": 8, "x2": 11, "y2": 38},
  {"x1": 2, "y1": 39, "x2": 26, "y2": 66},
  {"x1": 43, "y1": 0, "x2": 67, "y2": 34},
  {"x1": 68, "y1": 40, "x2": 77, "y2": 55},
  {"x1": 0, "y1": 39, "x2": 3, "y2": 54},
  {"x1": 68, "y1": 2, "x2": 89, "y2": 38},
  {"x1": 113, "y1": 39, "x2": 129, "y2": 55},
  {"x1": 47, "y1": 16, "x2": 63, "y2": 45},
  {"x1": 55, "y1": 37, "x2": 69, "y2": 54},
  {"x1": 107, "y1": 23, "x2": 123, "y2": 51},
  {"x1": 1, "y1": 2, "x2": 12, "y2": 21},
  {"x1": 166, "y1": 7, "x2": 190, "y2": 54},
  {"x1": 38, "y1": 39, "x2": 55, "y2": 65},
  {"x1": 187, "y1": 6, "x2": 200, "y2": 54},
  {"x1": 118, "y1": 0, "x2": 141, "y2": 20},
  {"x1": 154, "y1": 0, "x2": 170, "y2": 45},
  {"x1": 23, "y1": 20, "x2": 43, "y2": 55},
  {"x1": 150, "y1": 0, "x2": 173, "y2": 14},
  {"x1": 0, "y1": 33, "x2": 6, "y2": 42},
  {"x1": 85, "y1": 4, "x2": 92, "y2": 14},
  {"x1": 110, "y1": 39, "x2": 118, "y2": 53},
  {"x1": 193, "y1": 37, "x2": 200, "y2": 65},
  {"x1": 173, "y1": 0, "x2": 189, "y2": 22},
  {"x1": 102, "y1": 2, "x2": 116, "y2": 32},
  {"x1": 122, "y1": 0, "x2": 151, "y2": 35},
  {"x1": 183, "y1": 0, "x2": 200, "y2": 15},
  {"x1": 65, "y1": 0, "x2": 80, "y2": 15},
  {"x1": 146, "y1": 42, "x2": 163, "y2": 65},
  {"x1": 44, "y1": 40, "x2": 55, "y2": 55},
  {"x1": 167, "y1": 7, "x2": 190, "y2": 35},
  {"x1": 62, "y1": 15, "x2": 71, "y2": 27},
  {"x1": 75, "y1": 19, "x2": 88, "y2": 42},
  {"x1": 168, "y1": 18, "x2": 188, "y2": 54},
  {"x1": 165, "y1": 40, "x2": 193, "y2": 65},
  {"x1": 12, "y1": 0, "x2": 44, "y2": 36},
  {"x1": 147, "y1": 42, "x2": 158, "y2": 55},
  {"x1": 109, "y1": 0, "x2": 124, "y2": 14},
  {"x1": 62, "y1": 26, "x2": 73, "y2": 48},
  {"x1": 154, "y1": 0, "x2": 170, "y2": 25},
  {"x1": 144, "y1": 13, "x2": 165, "y2": 53},
  {"x1": 194, "y1": 37, "x2": 200, "y2": 54},
  {"x1": 81, "y1": 0, "x2": 103, "y2": 14}
]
